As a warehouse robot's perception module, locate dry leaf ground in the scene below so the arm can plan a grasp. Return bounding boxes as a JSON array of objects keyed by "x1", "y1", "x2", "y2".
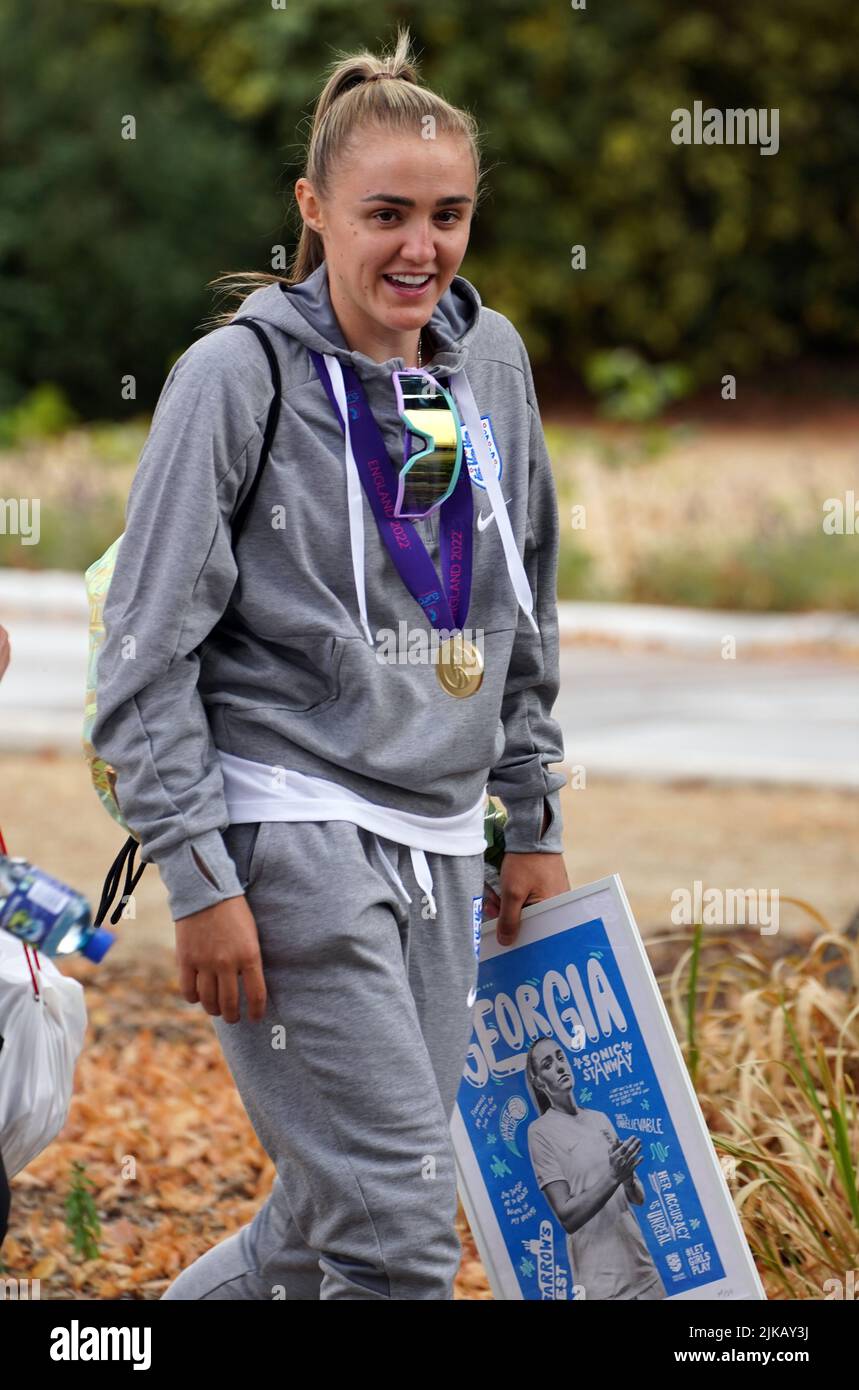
[{"x1": 1, "y1": 754, "x2": 856, "y2": 1300}]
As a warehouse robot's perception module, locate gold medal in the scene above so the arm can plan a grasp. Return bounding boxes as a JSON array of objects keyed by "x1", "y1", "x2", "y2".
[{"x1": 436, "y1": 635, "x2": 484, "y2": 699}]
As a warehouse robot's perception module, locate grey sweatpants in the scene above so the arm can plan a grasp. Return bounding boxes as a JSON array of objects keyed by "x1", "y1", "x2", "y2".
[{"x1": 160, "y1": 818, "x2": 485, "y2": 1301}]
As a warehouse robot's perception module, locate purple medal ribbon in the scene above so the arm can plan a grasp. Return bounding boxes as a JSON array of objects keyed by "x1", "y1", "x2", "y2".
[{"x1": 310, "y1": 349, "x2": 474, "y2": 634}]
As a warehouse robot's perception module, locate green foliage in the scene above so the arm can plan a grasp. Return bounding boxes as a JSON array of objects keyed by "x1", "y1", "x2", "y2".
[
  {"x1": 1, "y1": 1, "x2": 859, "y2": 416},
  {"x1": 622, "y1": 530, "x2": 859, "y2": 612},
  {"x1": 64, "y1": 1160, "x2": 102, "y2": 1262},
  {"x1": 780, "y1": 1000, "x2": 859, "y2": 1228},
  {"x1": 0, "y1": 0, "x2": 278, "y2": 417},
  {"x1": 572, "y1": 422, "x2": 698, "y2": 471},
  {"x1": 583, "y1": 348, "x2": 695, "y2": 422},
  {"x1": 0, "y1": 384, "x2": 78, "y2": 447},
  {"x1": 0, "y1": 500, "x2": 127, "y2": 574},
  {"x1": 556, "y1": 531, "x2": 599, "y2": 600}
]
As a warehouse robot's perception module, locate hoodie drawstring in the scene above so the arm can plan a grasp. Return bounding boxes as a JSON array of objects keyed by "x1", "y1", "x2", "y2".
[
  {"x1": 326, "y1": 353, "x2": 375, "y2": 646},
  {"x1": 448, "y1": 369, "x2": 540, "y2": 636}
]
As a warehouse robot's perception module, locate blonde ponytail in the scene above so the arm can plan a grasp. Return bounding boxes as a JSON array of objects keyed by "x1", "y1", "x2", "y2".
[{"x1": 201, "y1": 24, "x2": 485, "y2": 332}]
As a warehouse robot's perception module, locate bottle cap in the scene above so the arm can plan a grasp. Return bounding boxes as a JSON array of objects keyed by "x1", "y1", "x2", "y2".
[{"x1": 81, "y1": 927, "x2": 116, "y2": 963}]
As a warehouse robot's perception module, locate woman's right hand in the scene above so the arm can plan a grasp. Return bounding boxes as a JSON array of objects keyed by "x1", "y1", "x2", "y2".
[
  {"x1": 608, "y1": 1136, "x2": 643, "y2": 1186},
  {"x1": 175, "y1": 895, "x2": 267, "y2": 1024}
]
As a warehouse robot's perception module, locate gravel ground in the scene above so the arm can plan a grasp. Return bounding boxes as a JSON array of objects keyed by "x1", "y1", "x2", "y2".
[{"x1": 1, "y1": 752, "x2": 855, "y2": 968}]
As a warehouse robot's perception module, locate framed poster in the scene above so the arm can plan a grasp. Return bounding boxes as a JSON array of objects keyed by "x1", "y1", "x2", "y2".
[{"x1": 452, "y1": 874, "x2": 766, "y2": 1301}]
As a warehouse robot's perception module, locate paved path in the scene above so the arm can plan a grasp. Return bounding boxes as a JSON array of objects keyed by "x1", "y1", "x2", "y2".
[
  {"x1": 555, "y1": 646, "x2": 859, "y2": 788},
  {"x1": 1, "y1": 584, "x2": 856, "y2": 787}
]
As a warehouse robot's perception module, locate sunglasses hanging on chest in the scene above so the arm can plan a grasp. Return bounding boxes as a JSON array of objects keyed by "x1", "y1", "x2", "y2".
[{"x1": 309, "y1": 350, "x2": 483, "y2": 698}]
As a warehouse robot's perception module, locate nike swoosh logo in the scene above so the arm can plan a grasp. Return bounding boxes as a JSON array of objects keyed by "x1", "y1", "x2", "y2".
[
  {"x1": 467, "y1": 986, "x2": 478, "y2": 1008},
  {"x1": 476, "y1": 496, "x2": 512, "y2": 531}
]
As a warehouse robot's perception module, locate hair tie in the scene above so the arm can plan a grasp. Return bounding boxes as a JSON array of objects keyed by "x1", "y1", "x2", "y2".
[{"x1": 334, "y1": 70, "x2": 401, "y2": 105}]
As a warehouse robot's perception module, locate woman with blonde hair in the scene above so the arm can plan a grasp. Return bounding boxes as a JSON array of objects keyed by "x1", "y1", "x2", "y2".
[
  {"x1": 93, "y1": 26, "x2": 569, "y2": 1300},
  {"x1": 526, "y1": 1038, "x2": 666, "y2": 1300}
]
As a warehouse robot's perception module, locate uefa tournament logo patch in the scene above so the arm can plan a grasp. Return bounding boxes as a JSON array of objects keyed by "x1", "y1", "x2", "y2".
[{"x1": 462, "y1": 415, "x2": 502, "y2": 490}]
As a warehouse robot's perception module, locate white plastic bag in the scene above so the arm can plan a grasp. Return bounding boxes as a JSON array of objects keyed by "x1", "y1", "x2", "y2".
[{"x1": 0, "y1": 933, "x2": 88, "y2": 1178}]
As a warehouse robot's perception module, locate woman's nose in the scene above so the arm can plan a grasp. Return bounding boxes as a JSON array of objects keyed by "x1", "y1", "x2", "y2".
[{"x1": 400, "y1": 226, "x2": 437, "y2": 261}]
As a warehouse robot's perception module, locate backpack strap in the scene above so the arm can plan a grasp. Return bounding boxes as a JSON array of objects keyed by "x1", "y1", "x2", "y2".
[
  {"x1": 94, "y1": 318, "x2": 282, "y2": 928},
  {"x1": 95, "y1": 836, "x2": 148, "y2": 927},
  {"x1": 228, "y1": 317, "x2": 281, "y2": 546}
]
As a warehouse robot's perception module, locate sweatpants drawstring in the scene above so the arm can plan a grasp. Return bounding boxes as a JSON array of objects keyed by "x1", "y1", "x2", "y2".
[
  {"x1": 409, "y1": 847, "x2": 437, "y2": 920},
  {"x1": 372, "y1": 836, "x2": 438, "y2": 920}
]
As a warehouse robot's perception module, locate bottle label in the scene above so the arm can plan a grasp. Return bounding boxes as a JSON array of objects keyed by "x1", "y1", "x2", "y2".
[
  {"x1": 0, "y1": 866, "x2": 74, "y2": 945},
  {"x1": 26, "y1": 877, "x2": 70, "y2": 915}
]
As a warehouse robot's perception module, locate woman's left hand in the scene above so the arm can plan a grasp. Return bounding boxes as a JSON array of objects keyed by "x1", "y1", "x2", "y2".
[{"x1": 492, "y1": 851, "x2": 570, "y2": 947}]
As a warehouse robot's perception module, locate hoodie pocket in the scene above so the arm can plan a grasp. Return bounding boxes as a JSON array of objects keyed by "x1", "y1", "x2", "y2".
[
  {"x1": 222, "y1": 821, "x2": 273, "y2": 891},
  {"x1": 228, "y1": 632, "x2": 344, "y2": 715}
]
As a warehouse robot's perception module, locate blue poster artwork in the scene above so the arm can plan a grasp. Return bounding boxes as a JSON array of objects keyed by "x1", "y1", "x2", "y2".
[{"x1": 456, "y1": 913, "x2": 726, "y2": 1300}]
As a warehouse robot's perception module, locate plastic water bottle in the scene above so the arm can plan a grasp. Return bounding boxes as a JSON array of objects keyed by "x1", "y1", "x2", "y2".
[{"x1": 0, "y1": 854, "x2": 115, "y2": 961}]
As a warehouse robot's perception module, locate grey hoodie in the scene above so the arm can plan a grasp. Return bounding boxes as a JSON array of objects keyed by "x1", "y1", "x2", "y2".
[{"x1": 91, "y1": 261, "x2": 567, "y2": 921}]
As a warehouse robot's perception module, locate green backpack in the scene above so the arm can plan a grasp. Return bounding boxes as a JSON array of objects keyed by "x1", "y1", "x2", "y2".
[{"x1": 82, "y1": 318, "x2": 282, "y2": 925}]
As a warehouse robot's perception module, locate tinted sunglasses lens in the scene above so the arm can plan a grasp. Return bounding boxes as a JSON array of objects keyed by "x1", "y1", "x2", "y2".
[{"x1": 397, "y1": 375, "x2": 461, "y2": 516}]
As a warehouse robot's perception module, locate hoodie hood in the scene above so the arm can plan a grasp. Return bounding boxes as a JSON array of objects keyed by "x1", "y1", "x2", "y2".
[
  {"x1": 231, "y1": 256, "x2": 535, "y2": 655},
  {"x1": 232, "y1": 259, "x2": 481, "y2": 382}
]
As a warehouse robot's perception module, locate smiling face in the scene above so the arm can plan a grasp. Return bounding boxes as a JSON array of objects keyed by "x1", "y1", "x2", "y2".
[
  {"x1": 531, "y1": 1039, "x2": 575, "y2": 1108},
  {"x1": 295, "y1": 125, "x2": 476, "y2": 364}
]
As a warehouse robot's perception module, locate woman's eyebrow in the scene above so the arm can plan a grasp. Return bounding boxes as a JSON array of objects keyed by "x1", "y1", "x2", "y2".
[{"x1": 360, "y1": 193, "x2": 473, "y2": 207}]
